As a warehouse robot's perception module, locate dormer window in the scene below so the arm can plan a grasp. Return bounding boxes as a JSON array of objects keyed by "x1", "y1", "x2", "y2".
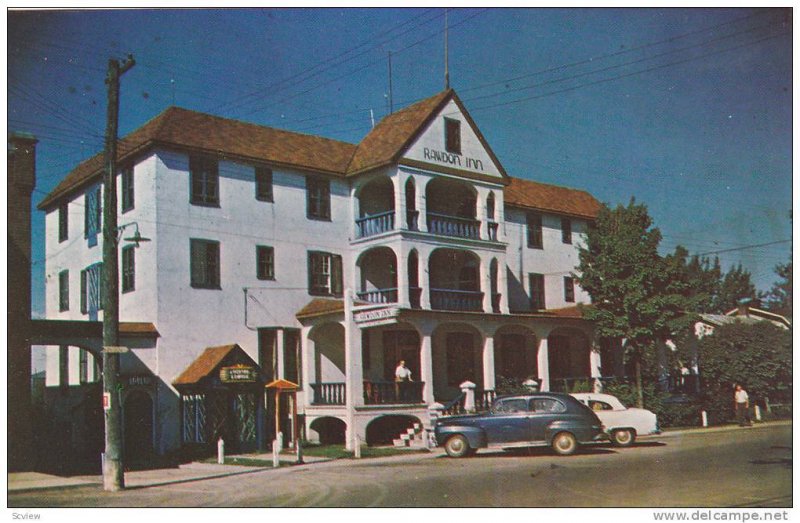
[{"x1": 444, "y1": 117, "x2": 461, "y2": 154}]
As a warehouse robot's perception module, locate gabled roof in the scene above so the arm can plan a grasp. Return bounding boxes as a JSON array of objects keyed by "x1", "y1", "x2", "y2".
[
  {"x1": 172, "y1": 343, "x2": 257, "y2": 386},
  {"x1": 504, "y1": 176, "x2": 602, "y2": 220},
  {"x1": 346, "y1": 90, "x2": 453, "y2": 175},
  {"x1": 38, "y1": 107, "x2": 357, "y2": 210}
]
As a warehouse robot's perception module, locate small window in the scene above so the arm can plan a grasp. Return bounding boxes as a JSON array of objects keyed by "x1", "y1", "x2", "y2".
[
  {"x1": 307, "y1": 251, "x2": 342, "y2": 296},
  {"x1": 58, "y1": 202, "x2": 68, "y2": 243},
  {"x1": 255, "y1": 166, "x2": 273, "y2": 202},
  {"x1": 256, "y1": 245, "x2": 275, "y2": 281},
  {"x1": 531, "y1": 398, "x2": 566, "y2": 413},
  {"x1": 190, "y1": 155, "x2": 219, "y2": 206},
  {"x1": 121, "y1": 166, "x2": 134, "y2": 212},
  {"x1": 444, "y1": 117, "x2": 461, "y2": 154},
  {"x1": 190, "y1": 239, "x2": 221, "y2": 289},
  {"x1": 81, "y1": 263, "x2": 104, "y2": 314},
  {"x1": 529, "y1": 273, "x2": 545, "y2": 310},
  {"x1": 306, "y1": 177, "x2": 331, "y2": 220},
  {"x1": 561, "y1": 217, "x2": 572, "y2": 244},
  {"x1": 527, "y1": 212, "x2": 543, "y2": 249},
  {"x1": 589, "y1": 400, "x2": 613, "y2": 411},
  {"x1": 564, "y1": 276, "x2": 575, "y2": 303},
  {"x1": 59, "y1": 270, "x2": 69, "y2": 312},
  {"x1": 79, "y1": 349, "x2": 89, "y2": 384},
  {"x1": 122, "y1": 245, "x2": 135, "y2": 293},
  {"x1": 493, "y1": 398, "x2": 528, "y2": 413}
]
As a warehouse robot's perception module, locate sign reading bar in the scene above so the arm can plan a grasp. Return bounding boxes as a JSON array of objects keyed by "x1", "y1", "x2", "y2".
[
  {"x1": 220, "y1": 366, "x2": 257, "y2": 383},
  {"x1": 353, "y1": 307, "x2": 400, "y2": 328}
]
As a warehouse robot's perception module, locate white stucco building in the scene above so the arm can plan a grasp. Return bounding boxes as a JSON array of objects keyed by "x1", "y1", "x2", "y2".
[{"x1": 40, "y1": 89, "x2": 614, "y2": 457}]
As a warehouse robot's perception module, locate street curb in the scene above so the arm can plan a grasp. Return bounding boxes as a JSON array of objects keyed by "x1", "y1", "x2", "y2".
[{"x1": 650, "y1": 420, "x2": 791, "y2": 439}]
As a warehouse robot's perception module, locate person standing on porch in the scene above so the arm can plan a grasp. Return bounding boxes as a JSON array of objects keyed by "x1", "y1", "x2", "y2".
[
  {"x1": 395, "y1": 360, "x2": 412, "y2": 401},
  {"x1": 734, "y1": 384, "x2": 751, "y2": 426}
]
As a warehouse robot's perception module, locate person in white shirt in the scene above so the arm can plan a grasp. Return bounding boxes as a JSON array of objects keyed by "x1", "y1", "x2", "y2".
[
  {"x1": 395, "y1": 360, "x2": 412, "y2": 401},
  {"x1": 734, "y1": 384, "x2": 751, "y2": 426}
]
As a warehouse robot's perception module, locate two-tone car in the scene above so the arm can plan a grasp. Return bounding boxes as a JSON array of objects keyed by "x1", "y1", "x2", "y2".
[
  {"x1": 434, "y1": 392, "x2": 606, "y2": 457},
  {"x1": 571, "y1": 392, "x2": 660, "y2": 446}
]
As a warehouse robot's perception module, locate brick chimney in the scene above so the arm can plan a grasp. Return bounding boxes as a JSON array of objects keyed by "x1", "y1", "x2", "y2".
[{"x1": 8, "y1": 132, "x2": 37, "y2": 471}]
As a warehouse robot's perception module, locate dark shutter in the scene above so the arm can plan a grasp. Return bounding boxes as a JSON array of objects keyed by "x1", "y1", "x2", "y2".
[
  {"x1": 331, "y1": 254, "x2": 343, "y2": 296},
  {"x1": 80, "y1": 269, "x2": 87, "y2": 313}
]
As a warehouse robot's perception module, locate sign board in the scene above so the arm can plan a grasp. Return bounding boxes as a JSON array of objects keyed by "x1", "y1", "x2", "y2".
[
  {"x1": 103, "y1": 345, "x2": 129, "y2": 354},
  {"x1": 220, "y1": 366, "x2": 257, "y2": 383},
  {"x1": 126, "y1": 375, "x2": 153, "y2": 387},
  {"x1": 353, "y1": 307, "x2": 400, "y2": 329},
  {"x1": 102, "y1": 392, "x2": 111, "y2": 411}
]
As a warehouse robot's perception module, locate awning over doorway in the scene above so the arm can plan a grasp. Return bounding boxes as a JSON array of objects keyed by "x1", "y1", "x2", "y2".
[{"x1": 173, "y1": 344, "x2": 261, "y2": 387}]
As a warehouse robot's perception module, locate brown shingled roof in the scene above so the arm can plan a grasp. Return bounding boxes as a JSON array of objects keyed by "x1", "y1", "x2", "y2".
[
  {"x1": 173, "y1": 344, "x2": 245, "y2": 386},
  {"x1": 295, "y1": 297, "x2": 373, "y2": 319},
  {"x1": 544, "y1": 304, "x2": 594, "y2": 318},
  {"x1": 504, "y1": 176, "x2": 602, "y2": 220},
  {"x1": 120, "y1": 322, "x2": 160, "y2": 337},
  {"x1": 346, "y1": 90, "x2": 453, "y2": 175},
  {"x1": 38, "y1": 107, "x2": 357, "y2": 210}
]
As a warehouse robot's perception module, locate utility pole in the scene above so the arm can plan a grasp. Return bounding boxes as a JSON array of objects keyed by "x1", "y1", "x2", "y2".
[{"x1": 102, "y1": 54, "x2": 135, "y2": 492}]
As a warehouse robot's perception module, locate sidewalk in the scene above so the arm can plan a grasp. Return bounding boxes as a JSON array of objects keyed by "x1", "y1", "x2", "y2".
[{"x1": 9, "y1": 420, "x2": 790, "y2": 493}]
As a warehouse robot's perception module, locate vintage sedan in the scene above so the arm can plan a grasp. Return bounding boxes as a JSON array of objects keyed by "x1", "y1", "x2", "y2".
[
  {"x1": 571, "y1": 392, "x2": 659, "y2": 447},
  {"x1": 434, "y1": 392, "x2": 606, "y2": 457}
]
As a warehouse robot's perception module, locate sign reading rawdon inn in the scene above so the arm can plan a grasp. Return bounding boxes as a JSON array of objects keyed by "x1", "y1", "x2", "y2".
[
  {"x1": 353, "y1": 307, "x2": 400, "y2": 329},
  {"x1": 220, "y1": 365, "x2": 257, "y2": 383},
  {"x1": 423, "y1": 148, "x2": 485, "y2": 171}
]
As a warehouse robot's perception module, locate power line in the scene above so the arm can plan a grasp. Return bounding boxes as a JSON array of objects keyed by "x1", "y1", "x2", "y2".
[{"x1": 695, "y1": 240, "x2": 791, "y2": 257}]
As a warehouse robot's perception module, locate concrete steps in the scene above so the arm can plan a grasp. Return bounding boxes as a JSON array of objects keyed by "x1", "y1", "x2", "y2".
[{"x1": 393, "y1": 422, "x2": 427, "y2": 448}]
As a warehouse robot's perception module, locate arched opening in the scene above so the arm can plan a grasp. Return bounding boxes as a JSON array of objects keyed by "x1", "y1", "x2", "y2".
[
  {"x1": 425, "y1": 177, "x2": 479, "y2": 239},
  {"x1": 366, "y1": 415, "x2": 421, "y2": 446},
  {"x1": 493, "y1": 325, "x2": 538, "y2": 387},
  {"x1": 490, "y1": 258, "x2": 500, "y2": 313},
  {"x1": 405, "y1": 177, "x2": 418, "y2": 230},
  {"x1": 432, "y1": 322, "x2": 484, "y2": 401},
  {"x1": 308, "y1": 323, "x2": 346, "y2": 405},
  {"x1": 362, "y1": 323, "x2": 424, "y2": 404},
  {"x1": 548, "y1": 328, "x2": 592, "y2": 392},
  {"x1": 429, "y1": 249, "x2": 482, "y2": 311},
  {"x1": 486, "y1": 192, "x2": 498, "y2": 240},
  {"x1": 124, "y1": 390, "x2": 154, "y2": 462},
  {"x1": 407, "y1": 250, "x2": 420, "y2": 308},
  {"x1": 309, "y1": 417, "x2": 347, "y2": 445},
  {"x1": 356, "y1": 247, "x2": 398, "y2": 304},
  {"x1": 356, "y1": 177, "x2": 395, "y2": 238}
]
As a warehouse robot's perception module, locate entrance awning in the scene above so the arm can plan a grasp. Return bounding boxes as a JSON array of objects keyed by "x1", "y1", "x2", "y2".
[{"x1": 173, "y1": 344, "x2": 261, "y2": 388}]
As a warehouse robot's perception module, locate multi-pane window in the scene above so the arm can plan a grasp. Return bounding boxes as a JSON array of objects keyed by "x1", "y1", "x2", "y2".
[
  {"x1": 255, "y1": 166, "x2": 273, "y2": 202},
  {"x1": 308, "y1": 251, "x2": 342, "y2": 296},
  {"x1": 182, "y1": 394, "x2": 207, "y2": 444},
  {"x1": 564, "y1": 276, "x2": 575, "y2": 303},
  {"x1": 561, "y1": 217, "x2": 572, "y2": 244},
  {"x1": 58, "y1": 270, "x2": 69, "y2": 311},
  {"x1": 58, "y1": 202, "x2": 68, "y2": 243},
  {"x1": 527, "y1": 212, "x2": 543, "y2": 249},
  {"x1": 444, "y1": 117, "x2": 461, "y2": 154},
  {"x1": 79, "y1": 349, "x2": 88, "y2": 384},
  {"x1": 122, "y1": 245, "x2": 135, "y2": 293},
  {"x1": 190, "y1": 155, "x2": 219, "y2": 206},
  {"x1": 529, "y1": 273, "x2": 546, "y2": 310},
  {"x1": 84, "y1": 185, "x2": 101, "y2": 246},
  {"x1": 190, "y1": 239, "x2": 220, "y2": 289},
  {"x1": 121, "y1": 166, "x2": 134, "y2": 212},
  {"x1": 256, "y1": 245, "x2": 275, "y2": 281},
  {"x1": 306, "y1": 177, "x2": 330, "y2": 220},
  {"x1": 80, "y1": 263, "x2": 104, "y2": 317},
  {"x1": 283, "y1": 329, "x2": 301, "y2": 387}
]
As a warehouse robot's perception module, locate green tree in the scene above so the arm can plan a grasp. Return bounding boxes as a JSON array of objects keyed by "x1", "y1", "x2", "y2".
[
  {"x1": 576, "y1": 199, "x2": 684, "y2": 407},
  {"x1": 763, "y1": 260, "x2": 792, "y2": 318},
  {"x1": 697, "y1": 322, "x2": 792, "y2": 423},
  {"x1": 714, "y1": 263, "x2": 756, "y2": 313}
]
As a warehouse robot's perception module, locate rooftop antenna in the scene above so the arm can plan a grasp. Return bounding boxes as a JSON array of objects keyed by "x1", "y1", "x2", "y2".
[
  {"x1": 444, "y1": 8, "x2": 450, "y2": 90},
  {"x1": 388, "y1": 51, "x2": 394, "y2": 114}
]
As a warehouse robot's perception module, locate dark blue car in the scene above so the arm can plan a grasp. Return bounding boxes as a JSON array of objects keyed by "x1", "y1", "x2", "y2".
[{"x1": 434, "y1": 392, "x2": 606, "y2": 457}]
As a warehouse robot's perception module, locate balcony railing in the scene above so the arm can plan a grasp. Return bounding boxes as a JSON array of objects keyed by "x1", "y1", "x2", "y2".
[
  {"x1": 310, "y1": 382, "x2": 346, "y2": 405},
  {"x1": 356, "y1": 288, "x2": 398, "y2": 304},
  {"x1": 430, "y1": 288, "x2": 484, "y2": 312},
  {"x1": 356, "y1": 210, "x2": 395, "y2": 239},
  {"x1": 427, "y1": 212, "x2": 480, "y2": 240},
  {"x1": 364, "y1": 381, "x2": 425, "y2": 404},
  {"x1": 409, "y1": 286, "x2": 422, "y2": 309}
]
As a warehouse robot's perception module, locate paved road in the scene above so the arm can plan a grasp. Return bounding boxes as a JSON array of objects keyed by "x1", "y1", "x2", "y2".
[{"x1": 10, "y1": 424, "x2": 791, "y2": 508}]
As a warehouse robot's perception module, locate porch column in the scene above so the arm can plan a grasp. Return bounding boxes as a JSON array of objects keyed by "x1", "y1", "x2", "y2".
[
  {"x1": 590, "y1": 344, "x2": 602, "y2": 392},
  {"x1": 476, "y1": 188, "x2": 488, "y2": 241},
  {"x1": 344, "y1": 291, "x2": 364, "y2": 409},
  {"x1": 537, "y1": 337, "x2": 550, "y2": 392},
  {"x1": 498, "y1": 257, "x2": 510, "y2": 314},
  {"x1": 276, "y1": 329, "x2": 286, "y2": 380},
  {"x1": 393, "y1": 174, "x2": 404, "y2": 234},
  {"x1": 396, "y1": 245, "x2": 410, "y2": 308},
  {"x1": 301, "y1": 326, "x2": 315, "y2": 408},
  {"x1": 416, "y1": 175, "x2": 428, "y2": 233},
  {"x1": 420, "y1": 330, "x2": 435, "y2": 404},
  {"x1": 495, "y1": 191, "x2": 506, "y2": 243},
  {"x1": 482, "y1": 335, "x2": 496, "y2": 391},
  {"x1": 420, "y1": 250, "x2": 431, "y2": 309}
]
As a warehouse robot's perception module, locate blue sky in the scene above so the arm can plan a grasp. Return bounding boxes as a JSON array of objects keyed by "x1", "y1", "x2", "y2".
[{"x1": 8, "y1": 7, "x2": 792, "y2": 317}]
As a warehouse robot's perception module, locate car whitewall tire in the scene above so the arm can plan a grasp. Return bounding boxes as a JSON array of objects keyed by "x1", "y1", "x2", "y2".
[
  {"x1": 551, "y1": 432, "x2": 578, "y2": 456},
  {"x1": 612, "y1": 429, "x2": 635, "y2": 447},
  {"x1": 444, "y1": 434, "x2": 471, "y2": 458}
]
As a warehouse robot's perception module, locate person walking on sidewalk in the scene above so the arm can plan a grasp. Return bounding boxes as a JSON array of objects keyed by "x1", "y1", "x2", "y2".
[{"x1": 734, "y1": 384, "x2": 752, "y2": 426}]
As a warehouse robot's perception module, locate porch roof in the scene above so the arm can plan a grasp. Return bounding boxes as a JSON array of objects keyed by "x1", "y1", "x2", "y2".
[
  {"x1": 295, "y1": 298, "x2": 369, "y2": 320},
  {"x1": 172, "y1": 344, "x2": 257, "y2": 386}
]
